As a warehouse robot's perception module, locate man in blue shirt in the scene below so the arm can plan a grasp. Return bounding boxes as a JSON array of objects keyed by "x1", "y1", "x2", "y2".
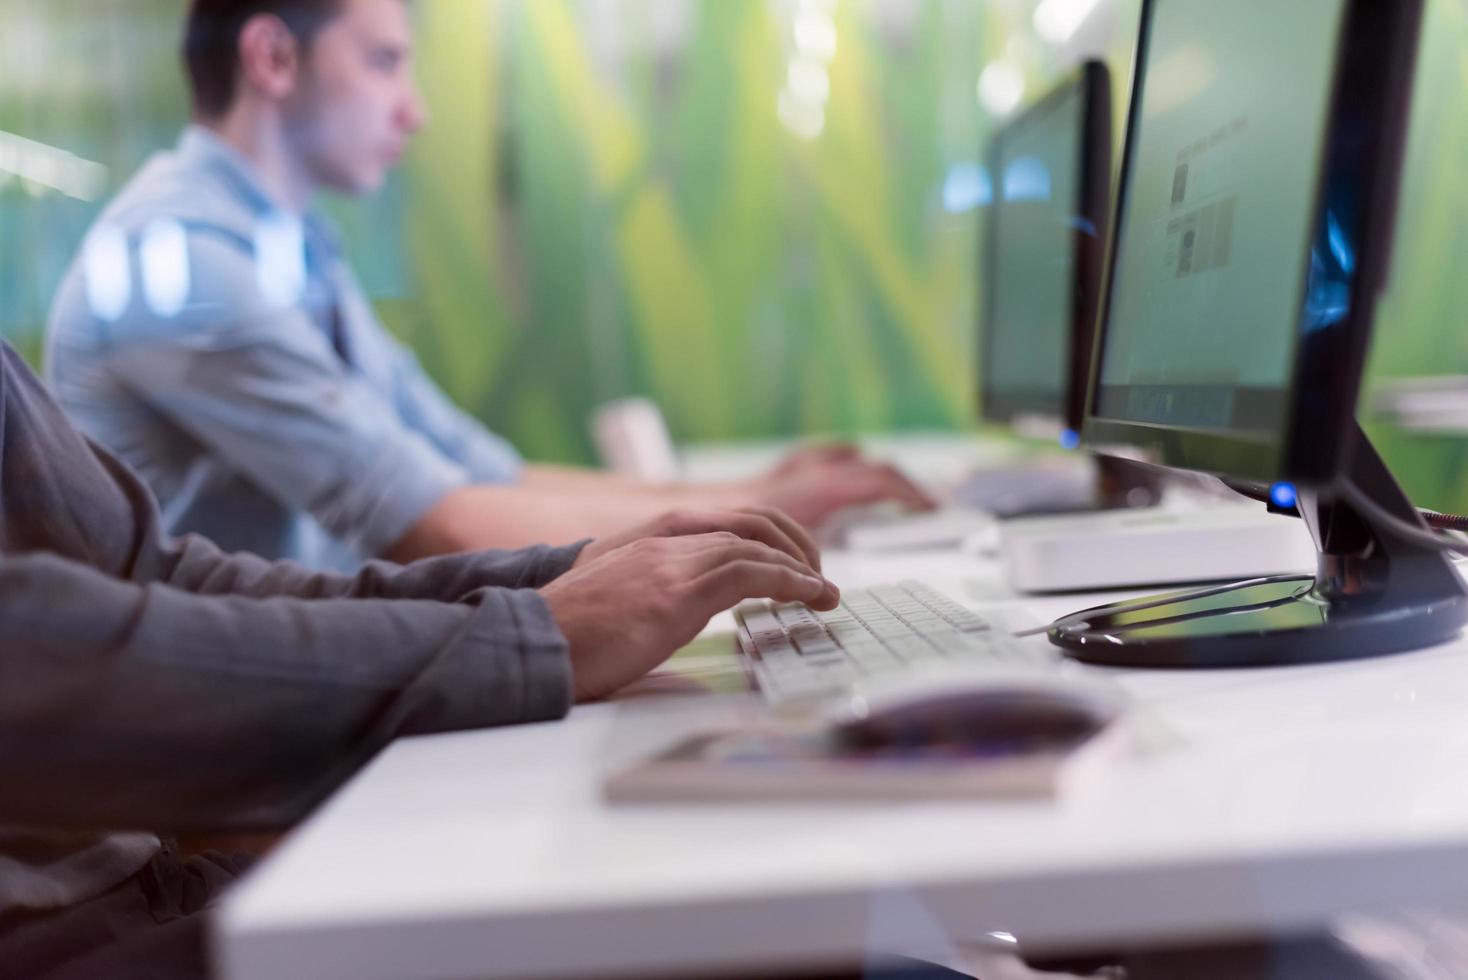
[{"x1": 46, "y1": 0, "x2": 931, "y2": 572}]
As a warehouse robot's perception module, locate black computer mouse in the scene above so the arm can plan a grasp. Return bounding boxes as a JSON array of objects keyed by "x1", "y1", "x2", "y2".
[{"x1": 828, "y1": 674, "x2": 1123, "y2": 752}]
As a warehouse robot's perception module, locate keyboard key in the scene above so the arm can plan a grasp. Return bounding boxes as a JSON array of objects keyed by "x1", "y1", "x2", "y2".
[
  {"x1": 846, "y1": 646, "x2": 900, "y2": 673},
  {"x1": 920, "y1": 628, "x2": 964, "y2": 648},
  {"x1": 758, "y1": 647, "x2": 801, "y2": 668},
  {"x1": 789, "y1": 625, "x2": 834, "y2": 647}
]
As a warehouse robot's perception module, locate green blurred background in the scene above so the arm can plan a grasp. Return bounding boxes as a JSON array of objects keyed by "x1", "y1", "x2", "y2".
[{"x1": 2, "y1": 0, "x2": 1467, "y2": 505}]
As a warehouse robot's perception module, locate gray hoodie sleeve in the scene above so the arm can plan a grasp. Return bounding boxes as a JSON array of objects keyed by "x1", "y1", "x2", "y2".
[
  {"x1": 152, "y1": 528, "x2": 586, "y2": 603},
  {"x1": 0, "y1": 552, "x2": 572, "y2": 832},
  {"x1": 0, "y1": 342, "x2": 578, "y2": 832}
]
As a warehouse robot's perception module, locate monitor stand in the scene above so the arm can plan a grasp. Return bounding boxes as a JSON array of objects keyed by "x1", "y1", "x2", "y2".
[
  {"x1": 1050, "y1": 425, "x2": 1468, "y2": 668},
  {"x1": 1096, "y1": 453, "x2": 1165, "y2": 510}
]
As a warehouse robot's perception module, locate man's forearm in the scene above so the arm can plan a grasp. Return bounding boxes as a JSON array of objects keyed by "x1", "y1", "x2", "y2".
[
  {"x1": 162, "y1": 529, "x2": 586, "y2": 601},
  {"x1": 520, "y1": 462, "x2": 764, "y2": 500},
  {"x1": 386, "y1": 480, "x2": 751, "y2": 560},
  {"x1": 0, "y1": 553, "x2": 572, "y2": 833}
]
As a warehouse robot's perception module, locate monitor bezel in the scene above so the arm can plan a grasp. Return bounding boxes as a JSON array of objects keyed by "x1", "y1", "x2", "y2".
[
  {"x1": 1080, "y1": 0, "x2": 1424, "y2": 485},
  {"x1": 978, "y1": 60, "x2": 1113, "y2": 434}
]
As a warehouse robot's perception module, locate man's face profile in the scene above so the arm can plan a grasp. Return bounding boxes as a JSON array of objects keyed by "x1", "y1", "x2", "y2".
[{"x1": 284, "y1": 0, "x2": 425, "y2": 196}]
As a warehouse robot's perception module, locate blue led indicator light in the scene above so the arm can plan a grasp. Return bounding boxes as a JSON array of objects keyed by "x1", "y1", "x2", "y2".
[
  {"x1": 1269, "y1": 482, "x2": 1298, "y2": 509},
  {"x1": 1059, "y1": 429, "x2": 1081, "y2": 451}
]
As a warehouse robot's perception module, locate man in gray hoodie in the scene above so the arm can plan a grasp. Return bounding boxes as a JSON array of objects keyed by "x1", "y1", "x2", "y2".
[{"x1": 0, "y1": 338, "x2": 838, "y2": 979}]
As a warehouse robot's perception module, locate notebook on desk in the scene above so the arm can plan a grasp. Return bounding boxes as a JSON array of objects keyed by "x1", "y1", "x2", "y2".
[{"x1": 603, "y1": 706, "x2": 1124, "y2": 804}]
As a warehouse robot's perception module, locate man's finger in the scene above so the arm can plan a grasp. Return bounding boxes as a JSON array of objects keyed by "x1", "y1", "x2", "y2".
[
  {"x1": 799, "y1": 443, "x2": 861, "y2": 463},
  {"x1": 720, "y1": 512, "x2": 811, "y2": 569},
  {"x1": 659, "y1": 511, "x2": 812, "y2": 569},
  {"x1": 734, "y1": 506, "x2": 822, "y2": 572},
  {"x1": 844, "y1": 463, "x2": 937, "y2": 512},
  {"x1": 678, "y1": 536, "x2": 823, "y2": 581},
  {"x1": 691, "y1": 559, "x2": 839, "y2": 613},
  {"x1": 876, "y1": 462, "x2": 939, "y2": 510}
]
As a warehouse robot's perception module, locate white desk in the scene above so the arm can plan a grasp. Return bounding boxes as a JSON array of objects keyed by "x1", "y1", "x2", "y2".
[{"x1": 215, "y1": 549, "x2": 1468, "y2": 980}]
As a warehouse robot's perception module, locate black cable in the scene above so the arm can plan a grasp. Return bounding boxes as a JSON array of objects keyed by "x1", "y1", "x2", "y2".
[
  {"x1": 1422, "y1": 509, "x2": 1468, "y2": 532},
  {"x1": 1335, "y1": 480, "x2": 1468, "y2": 555}
]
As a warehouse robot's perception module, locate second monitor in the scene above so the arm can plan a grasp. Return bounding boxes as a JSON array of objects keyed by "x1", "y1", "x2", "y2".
[
  {"x1": 980, "y1": 61, "x2": 1109, "y2": 447},
  {"x1": 973, "y1": 61, "x2": 1160, "y2": 515}
]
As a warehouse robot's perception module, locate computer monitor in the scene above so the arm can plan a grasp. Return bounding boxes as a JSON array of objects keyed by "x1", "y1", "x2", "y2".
[
  {"x1": 1050, "y1": 0, "x2": 1468, "y2": 667},
  {"x1": 976, "y1": 63, "x2": 1161, "y2": 514},
  {"x1": 980, "y1": 61, "x2": 1111, "y2": 442}
]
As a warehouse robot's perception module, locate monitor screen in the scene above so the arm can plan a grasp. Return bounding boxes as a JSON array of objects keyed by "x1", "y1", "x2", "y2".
[
  {"x1": 981, "y1": 81, "x2": 1086, "y2": 425},
  {"x1": 980, "y1": 82, "x2": 1086, "y2": 422},
  {"x1": 1091, "y1": 0, "x2": 1347, "y2": 438}
]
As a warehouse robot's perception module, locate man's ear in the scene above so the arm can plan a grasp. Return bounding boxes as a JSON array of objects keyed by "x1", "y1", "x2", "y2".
[{"x1": 236, "y1": 13, "x2": 301, "y2": 103}]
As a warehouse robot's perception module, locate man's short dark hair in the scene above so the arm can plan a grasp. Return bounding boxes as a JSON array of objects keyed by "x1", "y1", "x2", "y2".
[{"x1": 182, "y1": 0, "x2": 344, "y2": 118}]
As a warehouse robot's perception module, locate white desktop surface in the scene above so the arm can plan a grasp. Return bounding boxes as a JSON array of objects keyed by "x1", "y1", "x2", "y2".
[{"x1": 216, "y1": 547, "x2": 1468, "y2": 980}]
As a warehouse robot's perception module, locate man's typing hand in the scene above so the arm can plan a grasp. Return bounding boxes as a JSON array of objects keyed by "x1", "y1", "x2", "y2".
[
  {"x1": 573, "y1": 506, "x2": 822, "y2": 572},
  {"x1": 753, "y1": 450, "x2": 936, "y2": 530},
  {"x1": 543, "y1": 529, "x2": 839, "y2": 702}
]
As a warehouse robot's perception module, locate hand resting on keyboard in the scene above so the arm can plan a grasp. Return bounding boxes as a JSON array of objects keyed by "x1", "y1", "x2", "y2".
[{"x1": 542, "y1": 508, "x2": 841, "y2": 701}]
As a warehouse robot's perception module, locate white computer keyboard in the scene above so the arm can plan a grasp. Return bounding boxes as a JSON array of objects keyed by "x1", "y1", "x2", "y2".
[{"x1": 733, "y1": 580, "x2": 1053, "y2": 705}]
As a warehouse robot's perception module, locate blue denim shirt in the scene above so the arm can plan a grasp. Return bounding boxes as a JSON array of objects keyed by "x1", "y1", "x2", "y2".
[{"x1": 46, "y1": 127, "x2": 523, "y2": 571}]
